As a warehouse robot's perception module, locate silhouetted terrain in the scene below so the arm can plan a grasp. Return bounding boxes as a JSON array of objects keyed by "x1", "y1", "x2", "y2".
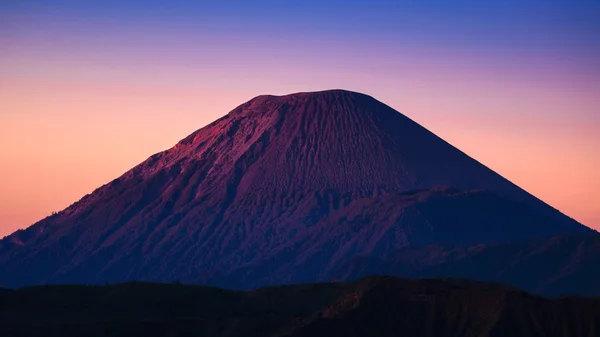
[
  {"x1": 1, "y1": 277, "x2": 599, "y2": 337},
  {"x1": 0, "y1": 90, "x2": 593, "y2": 293}
]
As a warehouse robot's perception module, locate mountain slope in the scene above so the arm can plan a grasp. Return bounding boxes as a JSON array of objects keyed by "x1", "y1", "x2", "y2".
[
  {"x1": 332, "y1": 232, "x2": 600, "y2": 296},
  {"x1": 0, "y1": 90, "x2": 590, "y2": 288},
  {"x1": 1, "y1": 277, "x2": 599, "y2": 337},
  {"x1": 185, "y1": 187, "x2": 595, "y2": 289}
]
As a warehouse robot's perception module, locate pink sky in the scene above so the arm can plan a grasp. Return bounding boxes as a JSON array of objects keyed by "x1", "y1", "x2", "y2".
[{"x1": 1, "y1": 2, "x2": 599, "y2": 237}]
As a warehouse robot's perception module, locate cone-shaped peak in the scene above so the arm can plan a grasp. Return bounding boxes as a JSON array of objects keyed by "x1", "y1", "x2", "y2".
[
  {"x1": 0, "y1": 89, "x2": 590, "y2": 290},
  {"x1": 229, "y1": 89, "x2": 382, "y2": 118},
  {"x1": 248, "y1": 89, "x2": 373, "y2": 102}
]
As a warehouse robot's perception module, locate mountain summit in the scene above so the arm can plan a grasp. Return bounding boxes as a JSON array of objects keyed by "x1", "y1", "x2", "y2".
[{"x1": 0, "y1": 90, "x2": 591, "y2": 288}]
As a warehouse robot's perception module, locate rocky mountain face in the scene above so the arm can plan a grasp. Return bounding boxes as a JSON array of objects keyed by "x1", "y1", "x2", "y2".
[{"x1": 0, "y1": 90, "x2": 592, "y2": 290}]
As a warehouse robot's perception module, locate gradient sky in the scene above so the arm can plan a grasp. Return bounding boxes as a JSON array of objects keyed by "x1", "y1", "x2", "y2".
[{"x1": 1, "y1": 0, "x2": 599, "y2": 237}]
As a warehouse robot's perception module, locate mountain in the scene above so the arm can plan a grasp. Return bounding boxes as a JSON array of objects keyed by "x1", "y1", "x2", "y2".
[
  {"x1": 332, "y1": 232, "x2": 600, "y2": 297},
  {"x1": 2, "y1": 277, "x2": 599, "y2": 337},
  {"x1": 0, "y1": 89, "x2": 591, "y2": 289}
]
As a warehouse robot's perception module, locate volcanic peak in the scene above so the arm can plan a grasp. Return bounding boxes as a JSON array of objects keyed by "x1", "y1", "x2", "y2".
[
  {"x1": 0, "y1": 89, "x2": 592, "y2": 290},
  {"x1": 245, "y1": 89, "x2": 372, "y2": 103},
  {"x1": 228, "y1": 89, "x2": 381, "y2": 117}
]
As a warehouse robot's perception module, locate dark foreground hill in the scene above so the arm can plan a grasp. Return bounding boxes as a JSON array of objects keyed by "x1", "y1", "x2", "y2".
[
  {"x1": 332, "y1": 232, "x2": 600, "y2": 297},
  {"x1": 0, "y1": 90, "x2": 591, "y2": 290},
  {"x1": 1, "y1": 277, "x2": 599, "y2": 337}
]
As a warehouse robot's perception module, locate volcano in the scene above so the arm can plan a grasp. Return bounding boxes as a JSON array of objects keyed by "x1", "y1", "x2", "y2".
[{"x1": 0, "y1": 90, "x2": 592, "y2": 289}]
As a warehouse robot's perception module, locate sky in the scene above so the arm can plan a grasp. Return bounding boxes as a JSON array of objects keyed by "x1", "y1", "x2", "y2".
[{"x1": 1, "y1": 0, "x2": 599, "y2": 237}]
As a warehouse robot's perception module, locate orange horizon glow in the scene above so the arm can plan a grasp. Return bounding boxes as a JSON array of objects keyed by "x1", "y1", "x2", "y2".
[
  {"x1": 1, "y1": 1, "x2": 599, "y2": 237},
  {"x1": 1, "y1": 66, "x2": 599, "y2": 237}
]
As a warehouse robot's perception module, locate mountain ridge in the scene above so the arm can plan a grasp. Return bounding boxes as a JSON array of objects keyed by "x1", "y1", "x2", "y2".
[{"x1": 331, "y1": 232, "x2": 600, "y2": 297}]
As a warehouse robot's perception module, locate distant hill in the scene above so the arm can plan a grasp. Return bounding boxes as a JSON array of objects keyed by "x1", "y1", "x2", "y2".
[{"x1": 1, "y1": 277, "x2": 599, "y2": 337}]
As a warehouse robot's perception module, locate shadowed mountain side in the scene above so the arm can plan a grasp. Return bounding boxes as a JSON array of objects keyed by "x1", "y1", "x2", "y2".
[
  {"x1": 1, "y1": 277, "x2": 599, "y2": 337},
  {"x1": 0, "y1": 90, "x2": 591, "y2": 288},
  {"x1": 185, "y1": 187, "x2": 593, "y2": 289},
  {"x1": 331, "y1": 233, "x2": 600, "y2": 297}
]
